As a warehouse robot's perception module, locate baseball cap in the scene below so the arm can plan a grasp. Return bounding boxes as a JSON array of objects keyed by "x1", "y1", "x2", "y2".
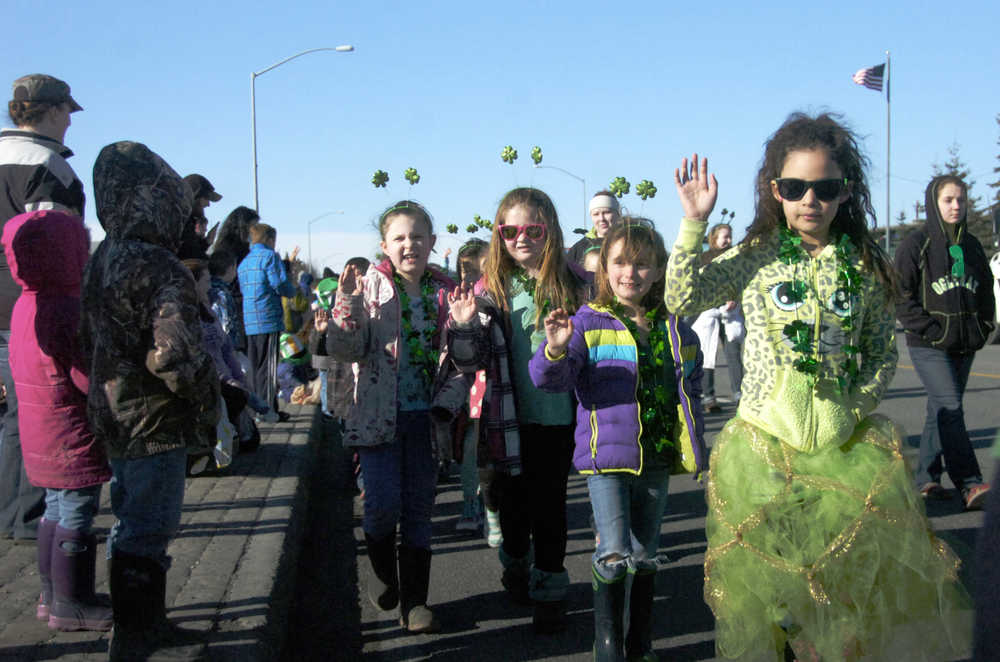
[
  {"x1": 183, "y1": 174, "x2": 223, "y2": 202},
  {"x1": 315, "y1": 277, "x2": 339, "y2": 310},
  {"x1": 11, "y1": 74, "x2": 82, "y2": 112}
]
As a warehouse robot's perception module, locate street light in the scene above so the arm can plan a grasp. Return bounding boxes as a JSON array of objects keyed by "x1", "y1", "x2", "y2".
[
  {"x1": 533, "y1": 164, "x2": 587, "y2": 230},
  {"x1": 251, "y1": 45, "x2": 354, "y2": 213},
  {"x1": 307, "y1": 210, "x2": 345, "y2": 272}
]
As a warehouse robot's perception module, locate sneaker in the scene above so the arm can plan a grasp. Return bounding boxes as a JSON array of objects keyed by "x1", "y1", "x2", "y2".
[
  {"x1": 920, "y1": 482, "x2": 949, "y2": 500},
  {"x1": 703, "y1": 397, "x2": 721, "y2": 413},
  {"x1": 963, "y1": 483, "x2": 991, "y2": 510}
]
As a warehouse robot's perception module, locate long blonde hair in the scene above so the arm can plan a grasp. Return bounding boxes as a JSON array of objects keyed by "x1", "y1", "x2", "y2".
[{"x1": 484, "y1": 187, "x2": 581, "y2": 326}]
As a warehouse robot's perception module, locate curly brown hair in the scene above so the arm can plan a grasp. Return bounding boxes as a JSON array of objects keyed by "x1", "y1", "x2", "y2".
[
  {"x1": 8, "y1": 100, "x2": 58, "y2": 127},
  {"x1": 745, "y1": 112, "x2": 896, "y2": 297}
]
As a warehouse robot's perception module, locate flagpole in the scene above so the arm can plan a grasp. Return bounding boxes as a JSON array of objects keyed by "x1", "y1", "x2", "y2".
[{"x1": 885, "y1": 50, "x2": 891, "y2": 254}]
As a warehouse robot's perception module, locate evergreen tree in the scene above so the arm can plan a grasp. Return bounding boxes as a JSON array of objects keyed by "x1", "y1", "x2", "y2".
[{"x1": 989, "y1": 113, "x2": 1000, "y2": 208}]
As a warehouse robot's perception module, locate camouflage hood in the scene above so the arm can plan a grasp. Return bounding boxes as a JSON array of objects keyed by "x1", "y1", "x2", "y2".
[{"x1": 92, "y1": 141, "x2": 192, "y2": 252}]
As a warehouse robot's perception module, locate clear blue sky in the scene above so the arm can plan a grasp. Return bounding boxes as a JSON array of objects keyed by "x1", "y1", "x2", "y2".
[{"x1": 4, "y1": 0, "x2": 999, "y2": 271}]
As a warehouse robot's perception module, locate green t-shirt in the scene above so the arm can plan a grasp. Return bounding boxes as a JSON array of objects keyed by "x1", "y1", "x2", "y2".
[{"x1": 507, "y1": 285, "x2": 573, "y2": 426}]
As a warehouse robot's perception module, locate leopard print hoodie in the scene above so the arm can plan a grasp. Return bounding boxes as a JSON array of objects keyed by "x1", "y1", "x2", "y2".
[{"x1": 666, "y1": 218, "x2": 897, "y2": 453}]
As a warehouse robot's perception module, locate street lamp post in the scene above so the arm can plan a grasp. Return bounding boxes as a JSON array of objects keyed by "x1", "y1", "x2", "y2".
[
  {"x1": 251, "y1": 45, "x2": 354, "y2": 213},
  {"x1": 533, "y1": 164, "x2": 586, "y2": 230},
  {"x1": 307, "y1": 210, "x2": 345, "y2": 272}
]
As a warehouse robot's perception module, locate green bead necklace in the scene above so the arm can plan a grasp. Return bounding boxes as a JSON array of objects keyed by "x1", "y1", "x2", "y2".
[
  {"x1": 610, "y1": 299, "x2": 676, "y2": 455},
  {"x1": 777, "y1": 227, "x2": 862, "y2": 393},
  {"x1": 394, "y1": 272, "x2": 440, "y2": 389}
]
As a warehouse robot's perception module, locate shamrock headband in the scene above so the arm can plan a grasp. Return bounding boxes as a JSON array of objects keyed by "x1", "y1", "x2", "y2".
[{"x1": 589, "y1": 194, "x2": 619, "y2": 213}]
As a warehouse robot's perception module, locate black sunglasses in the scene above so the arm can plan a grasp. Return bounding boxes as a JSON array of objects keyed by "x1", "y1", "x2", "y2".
[{"x1": 773, "y1": 178, "x2": 848, "y2": 202}]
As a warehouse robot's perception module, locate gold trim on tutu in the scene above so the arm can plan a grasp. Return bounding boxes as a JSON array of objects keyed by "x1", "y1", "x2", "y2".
[{"x1": 703, "y1": 415, "x2": 972, "y2": 661}]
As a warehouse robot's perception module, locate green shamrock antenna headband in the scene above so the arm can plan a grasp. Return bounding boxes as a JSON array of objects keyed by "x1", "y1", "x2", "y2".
[
  {"x1": 370, "y1": 167, "x2": 420, "y2": 190},
  {"x1": 610, "y1": 176, "x2": 631, "y2": 198},
  {"x1": 447, "y1": 213, "x2": 493, "y2": 235},
  {"x1": 636, "y1": 180, "x2": 657, "y2": 201}
]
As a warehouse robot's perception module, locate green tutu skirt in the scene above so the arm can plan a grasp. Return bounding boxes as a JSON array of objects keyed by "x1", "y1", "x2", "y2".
[{"x1": 704, "y1": 415, "x2": 972, "y2": 661}]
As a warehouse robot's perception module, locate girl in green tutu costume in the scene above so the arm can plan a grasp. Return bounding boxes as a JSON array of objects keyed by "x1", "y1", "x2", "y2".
[{"x1": 665, "y1": 113, "x2": 973, "y2": 661}]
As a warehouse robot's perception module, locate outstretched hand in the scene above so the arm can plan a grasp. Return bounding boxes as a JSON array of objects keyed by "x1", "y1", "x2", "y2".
[
  {"x1": 674, "y1": 153, "x2": 718, "y2": 221},
  {"x1": 543, "y1": 308, "x2": 573, "y2": 357},
  {"x1": 314, "y1": 308, "x2": 330, "y2": 333},
  {"x1": 339, "y1": 264, "x2": 364, "y2": 297},
  {"x1": 448, "y1": 285, "x2": 477, "y2": 323}
]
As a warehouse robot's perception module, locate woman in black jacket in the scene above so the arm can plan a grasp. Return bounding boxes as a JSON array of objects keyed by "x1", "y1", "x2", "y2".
[{"x1": 894, "y1": 175, "x2": 994, "y2": 509}]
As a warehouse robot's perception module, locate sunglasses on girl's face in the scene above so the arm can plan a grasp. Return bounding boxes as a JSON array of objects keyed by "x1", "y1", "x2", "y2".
[
  {"x1": 498, "y1": 223, "x2": 546, "y2": 241},
  {"x1": 773, "y1": 178, "x2": 848, "y2": 202}
]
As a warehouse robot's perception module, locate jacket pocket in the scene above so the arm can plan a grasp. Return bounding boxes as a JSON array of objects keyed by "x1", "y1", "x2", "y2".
[{"x1": 743, "y1": 368, "x2": 856, "y2": 453}]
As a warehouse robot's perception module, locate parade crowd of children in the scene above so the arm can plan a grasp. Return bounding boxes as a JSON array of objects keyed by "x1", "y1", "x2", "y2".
[{"x1": 3, "y1": 81, "x2": 993, "y2": 662}]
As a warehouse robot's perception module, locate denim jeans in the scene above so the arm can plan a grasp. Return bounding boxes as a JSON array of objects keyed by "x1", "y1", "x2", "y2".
[
  {"x1": 723, "y1": 335, "x2": 744, "y2": 398},
  {"x1": 319, "y1": 369, "x2": 329, "y2": 414},
  {"x1": 44, "y1": 485, "x2": 102, "y2": 533},
  {"x1": 909, "y1": 346, "x2": 983, "y2": 490},
  {"x1": 108, "y1": 447, "x2": 187, "y2": 570},
  {"x1": 357, "y1": 410, "x2": 437, "y2": 549},
  {"x1": 0, "y1": 331, "x2": 46, "y2": 537},
  {"x1": 495, "y1": 424, "x2": 574, "y2": 574},
  {"x1": 588, "y1": 468, "x2": 670, "y2": 580}
]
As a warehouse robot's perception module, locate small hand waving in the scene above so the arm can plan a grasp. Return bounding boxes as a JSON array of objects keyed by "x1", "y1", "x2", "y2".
[
  {"x1": 339, "y1": 265, "x2": 364, "y2": 297},
  {"x1": 673, "y1": 153, "x2": 718, "y2": 221},
  {"x1": 543, "y1": 308, "x2": 573, "y2": 357},
  {"x1": 314, "y1": 308, "x2": 330, "y2": 332},
  {"x1": 449, "y1": 285, "x2": 477, "y2": 323}
]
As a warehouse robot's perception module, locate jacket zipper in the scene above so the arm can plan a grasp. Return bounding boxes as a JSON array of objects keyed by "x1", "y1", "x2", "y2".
[
  {"x1": 589, "y1": 406, "x2": 600, "y2": 473},
  {"x1": 806, "y1": 259, "x2": 819, "y2": 449}
]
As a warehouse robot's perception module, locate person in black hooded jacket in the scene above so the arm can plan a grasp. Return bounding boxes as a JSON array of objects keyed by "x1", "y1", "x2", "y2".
[
  {"x1": 81, "y1": 141, "x2": 220, "y2": 660},
  {"x1": 894, "y1": 174, "x2": 993, "y2": 510}
]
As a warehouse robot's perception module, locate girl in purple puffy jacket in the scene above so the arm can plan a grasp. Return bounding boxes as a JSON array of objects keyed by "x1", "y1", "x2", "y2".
[{"x1": 528, "y1": 221, "x2": 707, "y2": 661}]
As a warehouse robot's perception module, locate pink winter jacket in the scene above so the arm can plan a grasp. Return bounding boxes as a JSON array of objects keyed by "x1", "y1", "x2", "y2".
[{"x1": 2, "y1": 210, "x2": 110, "y2": 488}]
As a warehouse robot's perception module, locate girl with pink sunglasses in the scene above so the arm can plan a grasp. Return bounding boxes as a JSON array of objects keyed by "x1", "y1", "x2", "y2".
[{"x1": 447, "y1": 187, "x2": 589, "y2": 633}]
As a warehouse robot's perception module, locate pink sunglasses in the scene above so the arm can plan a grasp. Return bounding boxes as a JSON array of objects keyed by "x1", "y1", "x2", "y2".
[{"x1": 498, "y1": 223, "x2": 546, "y2": 242}]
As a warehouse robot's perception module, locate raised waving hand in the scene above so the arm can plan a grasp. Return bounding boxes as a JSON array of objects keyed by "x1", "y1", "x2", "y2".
[
  {"x1": 448, "y1": 285, "x2": 477, "y2": 324},
  {"x1": 543, "y1": 308, "x2": 574, "y2": 358},
  {"x1": 674, "y1": 153, "x2": 718, "y2": 221},
  {"x1": 338, "y1": 264, "x2": 365, "y2": 297}
]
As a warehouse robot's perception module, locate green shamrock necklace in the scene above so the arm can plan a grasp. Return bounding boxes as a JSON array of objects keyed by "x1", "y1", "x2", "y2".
[
  {"x1": 512, "y1": 268, "x2": 551, "y2": 317},
  {"x1": 777, "y1": 227, "x2": 862, "y2": 393},
  {"x1": 610, "y1": 299, "x2": 676, "y2": 455},
  {"x1": 394, "y1": 272, "x2": 440, "y2": 389}
]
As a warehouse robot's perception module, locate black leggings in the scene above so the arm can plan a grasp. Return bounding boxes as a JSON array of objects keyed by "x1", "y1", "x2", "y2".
[{"x1": 493, "y1": 424, "x2": 574, "y2": 573}]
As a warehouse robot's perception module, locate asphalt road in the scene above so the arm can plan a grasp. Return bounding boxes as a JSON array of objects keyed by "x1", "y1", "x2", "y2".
[{"x1": 291, "y1": 339, "x2": 997, "y2": 661}]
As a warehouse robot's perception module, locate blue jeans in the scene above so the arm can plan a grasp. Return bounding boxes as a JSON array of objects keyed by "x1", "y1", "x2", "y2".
[
  {"x1": 357, "y1": 411, "x2": 436, "y2": 549},
  {"x1": 0, "y1": 331, "x2": 46, "y2": 537},
  {"x1": 319, "y1": 369, "x2": 329, "y2": 414},
  {"x1": 909, "y1": 346, "x2": 983, "y2": 490},
  {"x1": 108, "y1": 447, "x2": 187, "y2": 570},
  {"x1": 587, "y1": 468, "x2": 670, "y2": 580},
  {"x1": 44, "y1": 485, "x2": 102, "y2": 533}
]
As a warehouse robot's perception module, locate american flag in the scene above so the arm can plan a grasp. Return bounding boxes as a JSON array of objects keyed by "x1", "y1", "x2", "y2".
[{"x1": 852, "y1": 63, "x2": 885, "y2": 92}]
